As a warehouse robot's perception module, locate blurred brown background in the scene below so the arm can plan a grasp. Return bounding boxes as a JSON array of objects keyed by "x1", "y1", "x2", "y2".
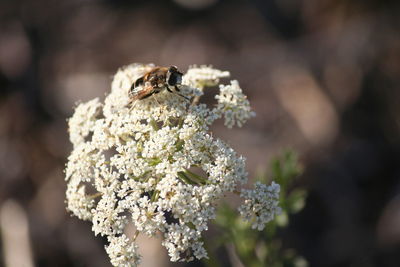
[{"x1": 1, "y1": 0, "x2": 400, "y2": 266}]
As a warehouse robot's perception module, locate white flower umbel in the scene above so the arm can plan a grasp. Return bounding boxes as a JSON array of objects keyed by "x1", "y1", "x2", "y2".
[
  {"x1": 238, "y1": 181, "x2": 281, "y2": 231},
  {"x1": 106, "y1": 235, "x2": 141, "y2": 267},
  {"x1": 65, "y1": 63, "x2": 278, "y2": 266}
]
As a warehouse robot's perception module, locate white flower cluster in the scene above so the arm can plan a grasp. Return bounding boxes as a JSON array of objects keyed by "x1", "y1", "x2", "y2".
[
  {"x1": 106, "y1": 235, "x2": 141, "y2": 267},
  {"x1": 215, "y1": 80, "x2": 256, "y2": 128},
  {"x1": 183, "y1": 65, "x2": 230, "y2": 89},
  {"x1": 65, "y1": 63, "x2": 277, "y2": 266},
  {"x1": 238, "y1": 181, "x2": 281, "y2": 231}
]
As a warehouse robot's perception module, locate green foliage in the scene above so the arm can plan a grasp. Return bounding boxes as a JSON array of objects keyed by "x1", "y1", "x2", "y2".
[{"x1": 206, "y1": 150, "x2": 308, "y2": 267}]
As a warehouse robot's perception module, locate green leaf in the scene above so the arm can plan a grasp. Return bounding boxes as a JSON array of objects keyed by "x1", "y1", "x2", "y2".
[
  {"x1": 184, "y1": 169, "x2": 209, "y2": 185},
  {"x1": 270, "y1": 150, "x2": 303, "y2": 195},
  {"x1": 147, "y1": 157, "x2": 162, "y2": 166},
  {"x1": 287, "y1": 189, "x2": 307, "y2": 214},
  {"x1": 175, "y1": 139, "x2": 185, "y2": 152},
  {"x1": 149, "y1": 118, "x2": 159, "y2": 131},
  {"x1": 177, "y1": 171, "x2": 195, "y2": 185},
  {"x1": 275, "y1": 211, "x2": 288, "y2": 227}
]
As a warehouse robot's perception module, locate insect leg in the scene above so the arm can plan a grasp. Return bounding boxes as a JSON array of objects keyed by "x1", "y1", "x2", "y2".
[
  {"x1": 152, "y1": 94, "x2": 161, "y2": 106},
  {"x1": 175, "y1": 86, "x2": 189, "y2": 100},
  {"x1": 129, "y1": 99, "x2": 138, "y2": 111}
]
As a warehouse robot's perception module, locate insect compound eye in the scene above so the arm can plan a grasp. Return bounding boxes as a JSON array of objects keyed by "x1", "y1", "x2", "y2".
[{"x1": 168, "y1": 72, "x2": 182, "y2": 86}]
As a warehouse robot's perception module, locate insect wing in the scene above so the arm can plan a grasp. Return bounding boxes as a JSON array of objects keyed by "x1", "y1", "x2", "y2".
[{"x1": 130, "y1": 83, "x2": 155, "y2": 100}]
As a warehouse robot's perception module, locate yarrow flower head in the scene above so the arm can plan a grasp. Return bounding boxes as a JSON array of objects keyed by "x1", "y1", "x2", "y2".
[{"x1": 65, "y1": 63, "x2": 278, "y2": 266}]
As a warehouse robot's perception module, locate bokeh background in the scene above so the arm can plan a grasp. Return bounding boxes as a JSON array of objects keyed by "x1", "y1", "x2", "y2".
[{"x1": 1, "y1": 0, "x2": 400, "y2": 266}]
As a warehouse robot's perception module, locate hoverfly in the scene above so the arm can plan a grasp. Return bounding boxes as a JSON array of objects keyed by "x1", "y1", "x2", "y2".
[{"x1": 129, "y1": 65, "x2": 188, "y2": 102}]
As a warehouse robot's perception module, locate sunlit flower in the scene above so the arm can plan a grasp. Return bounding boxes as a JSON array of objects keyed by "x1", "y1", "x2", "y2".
[{"x1": 65, "y1": 63, "x2": 277, "y2": 266}]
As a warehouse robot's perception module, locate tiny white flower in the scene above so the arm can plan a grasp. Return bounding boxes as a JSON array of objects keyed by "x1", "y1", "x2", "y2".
[
  {"x1": 65, "y1": 185, "x2": 95, "y2": 221},
  {"x1": 105, "y1": 235, "x2": 141, "y2": 267},
  {"x1": 68, "y1": 98, "x2": 102, "y2": 147},
  {"x1": 215, "y1": 80, "x2": 256, "y2": 128},
  {"x1": 238, "y1": 181, "x2": 281, "y2": 231}
]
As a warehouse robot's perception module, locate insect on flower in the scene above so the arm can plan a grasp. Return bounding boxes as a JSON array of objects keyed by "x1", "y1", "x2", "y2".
[
  {"x1": 129, "y1": 65, "x2": 189, "y2": 102},
  {"x1": 65, "y1": 63, "x2": 268, "y2": 266}
]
